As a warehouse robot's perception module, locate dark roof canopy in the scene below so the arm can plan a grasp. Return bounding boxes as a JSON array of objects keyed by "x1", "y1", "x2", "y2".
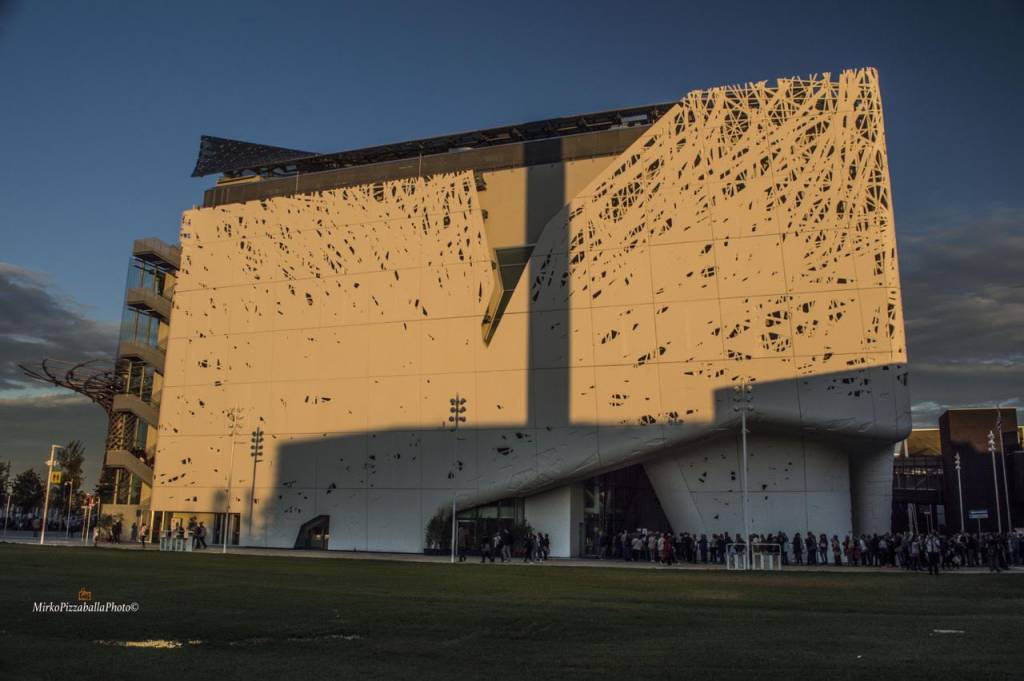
[
  {"x1": 191, "y1": 136, "x2": 316, "y2": 178},
  {"x1": 192, "y1": 102, "x2": 675, "y2": 179}
]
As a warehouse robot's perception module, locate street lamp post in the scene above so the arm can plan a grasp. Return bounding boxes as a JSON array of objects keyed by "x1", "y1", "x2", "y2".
[
  {"x1": 987, "y1": 431, "x2": 1003, "y2": 534},
  {"x1": 732, "y1": 381, "x2": 753, "y2": 570},
  {"x1": 996, "y1": 408, "x2": 1013, "y2": 531},
  {"x1": 64, "y1": 480, "x2": 75, "y2": 537},
  {"x1": 2, "y1": 467, "x2": 12, "y2": 537},
  {"x1": 954, "y1": 452, "x2": 965, "y2": 533},
  {"x1": 39, "y1": 444, "x2": 63, "y2": 545},
  {"x1": 448, "y1": 394, "x2": 466, "y2": 564}
]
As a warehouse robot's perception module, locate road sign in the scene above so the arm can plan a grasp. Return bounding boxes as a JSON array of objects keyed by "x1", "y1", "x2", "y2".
[
  {"x1": 49, "y1": 471, "x2": 62, "y2": 485},
  {"x1": 968, "y1": 509, "x2": 989, "y2": 520}
]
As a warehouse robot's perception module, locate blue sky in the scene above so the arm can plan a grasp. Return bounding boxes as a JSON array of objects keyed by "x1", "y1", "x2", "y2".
[{"x1": 1, "y1": 0, "x2": 1021, "y2": 480}]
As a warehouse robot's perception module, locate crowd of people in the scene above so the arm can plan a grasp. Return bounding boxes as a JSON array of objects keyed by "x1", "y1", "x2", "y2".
[
  {"x1": 164, "y1": 517, "x2": 209, "y2": 550},
  {"x1": 456, "y1": 527, "x2": 552, "y2": 563},
  {"x1": 90, "y1": 518, "x2": 150, "y2": 548},
  {"x1": 590, "y1": 528, "x2": 1023, "y2": 573}
]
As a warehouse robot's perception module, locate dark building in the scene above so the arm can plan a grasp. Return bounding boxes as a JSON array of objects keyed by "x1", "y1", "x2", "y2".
[
  {"x1": 892, "y1": 429, "x2": 944, "y2": 533},
  {"x1": 939, "y1": 408, "x2": 1022, "y2": 533}
]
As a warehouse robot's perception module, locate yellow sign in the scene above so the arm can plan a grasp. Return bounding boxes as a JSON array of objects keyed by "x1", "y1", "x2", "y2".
[{"x1": 49, "y1": 471, "x2": 62, "y2": 485}]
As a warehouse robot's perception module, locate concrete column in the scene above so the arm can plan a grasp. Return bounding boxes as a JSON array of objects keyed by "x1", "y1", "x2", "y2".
[
  {"x1": 850, "y1": 446, "x2": 894, "y2": 535},
  {"x1": 524, "y1": 483, "x2": 583, "y2": 558}
]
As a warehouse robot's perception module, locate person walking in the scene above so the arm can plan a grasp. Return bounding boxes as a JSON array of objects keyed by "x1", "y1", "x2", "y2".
[
  {"x1": 500, "y1": 528, "x2": 512, "y2": 563},
  {"x1": 909, "y1": 535, "x2": 921, "y2": 571},
  {"x1": 457, "y1": 525, "x2": 468, "y2": 562},
  {"x1": 986, "y1": 535, "x2": 1002, "y2": 573},
  {"x1": 925, "y1": 533, "x2": 941, "y2": 575},
  {"x1": 139, "y1": 522, "x2": 148, "y2": 550},
  {"x1": 804, "y1": 532, "x2": 816, "y2": 566}
]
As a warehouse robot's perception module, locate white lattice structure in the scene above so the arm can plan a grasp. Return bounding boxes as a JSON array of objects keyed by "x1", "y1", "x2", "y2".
[{"x1": 153, "y1": 68, "x2": 909, "y2": 554}]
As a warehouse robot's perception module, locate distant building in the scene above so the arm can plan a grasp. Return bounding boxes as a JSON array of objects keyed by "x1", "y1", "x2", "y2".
[
  {"x1": 103, "y1": 68, "x2": 912, "y2": 555},
  {"x1": 938, "y1": 408, "x2": 1021, "y2": 533},
  {"x1": 892, "y1": 428, "x2": 944, "y2": 533}
]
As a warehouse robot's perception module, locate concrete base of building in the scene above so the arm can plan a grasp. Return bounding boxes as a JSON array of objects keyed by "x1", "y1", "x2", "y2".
[{"x1": 645, "y1": 433, "x2": 894, "y2": 542}]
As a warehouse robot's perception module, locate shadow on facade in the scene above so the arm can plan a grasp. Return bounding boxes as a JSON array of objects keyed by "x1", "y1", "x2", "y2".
[
  {"x1": 253, "y1": 362, "x2": 907, "y2": 552},
  {"x1": 245, "y1": 134, "x2": 909, "y2": 552}
]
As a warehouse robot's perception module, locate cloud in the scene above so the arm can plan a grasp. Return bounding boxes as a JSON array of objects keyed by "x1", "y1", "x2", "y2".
[
  {"x1": 0, "y1": 261, "x2": 115, "y2": 483},
  {"x1": 0, "y1": 395, "x2": 108, "y2": 485},
  {"x1": 0, "y1": 391, "x2": 92, "y2": 408},
  {"x1": 899, "y1": 207, "x2": 1024, "y2": 425},
  {"x1": 911, "y1": 397, "x2": 1021, "y2": 428},
  {"x1": 0, "y1": 261, "x2": 118, "y2": 393}
]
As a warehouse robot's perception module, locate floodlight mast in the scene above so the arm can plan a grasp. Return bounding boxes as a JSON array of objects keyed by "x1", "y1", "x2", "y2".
[
  {"x1": 448, "y1": 395, "x2": 466, "y2": 564},
  {"x1": 954, "y1": 453, "x2": 965, "y2": 533},
  {"x1": 249, "y1": 426, "x2": 264, "y2": 537},
  {"x1": 996, "y1": 407, "x2": 1012, "y2": 531},
  {"x1": 732, "y1": 381, "x2": 753, "y2": 570},
  {"x1": 987, "y1": 431, "x2": 1002, "y2": 534}
]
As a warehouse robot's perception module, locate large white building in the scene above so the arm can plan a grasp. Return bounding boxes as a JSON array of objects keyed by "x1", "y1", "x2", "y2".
[{"x1": 134, "y1": 68, "x2": 909, "y2": 556}]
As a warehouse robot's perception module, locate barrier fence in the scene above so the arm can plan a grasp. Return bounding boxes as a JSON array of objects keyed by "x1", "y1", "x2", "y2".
[{"x1": 726, "y1": 542, "x2": 782, "y2": 571}]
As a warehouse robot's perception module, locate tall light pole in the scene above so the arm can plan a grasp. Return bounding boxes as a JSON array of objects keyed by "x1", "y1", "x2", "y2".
[
  {"x1": 39, "y1": 444, "x2": 63, "y2": 545},
  {"x1": 954, "y1": 452, "x2": 965, "y2": 533},
  {"x1": 224, "y1": 405, "x2": 242, "y2": 554},
  {"x1": 732, "y1": 381, "x2": 752, "y2": 570},
  {"x1": 64, "y1": 480, "x2": 75, "y2": 537},
  {"x1": 448, "y1": 394, "x2": 466, "y2": 564},
  {"x1": 248, "y1": 426, "x2": 264, "y2": 538},
  {"x1": 987, "y1": 430, "x2": 1003, "y2": 534},
  {"x1": 2, "y1": 461, "x2": 12, "y2": 537},
  {"x1": 996, "y1": 407, "x2": 1012, "y2": 531}
]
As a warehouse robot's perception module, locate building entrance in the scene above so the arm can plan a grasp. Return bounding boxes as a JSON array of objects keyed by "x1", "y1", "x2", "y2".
[
  {"x1": 579, "y1": 464, "x2": 671, "y2": 558},
  {"x1": 294, "y1": 515, "x2": 330, "y2": 550}
]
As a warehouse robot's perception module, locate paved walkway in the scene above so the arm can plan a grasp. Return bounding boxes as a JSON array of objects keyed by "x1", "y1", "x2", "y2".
[{"x1": 2, "y1": 533, "x2": 1019, "y2": 574}]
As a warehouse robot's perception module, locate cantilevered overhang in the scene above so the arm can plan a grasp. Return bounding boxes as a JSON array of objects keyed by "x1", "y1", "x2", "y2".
[
  {"x1": 197, "y1": 102, "x2": 673, "y2": 207},
  {"x1": 118, "y1": 340, "x2": 166, "y2": 375},
  {"x1": 132, "y1": 238, "x2": 181, "y2": 271},
  {"x1": 125, "y1": 287, "x2": 172, "y2": 322}
]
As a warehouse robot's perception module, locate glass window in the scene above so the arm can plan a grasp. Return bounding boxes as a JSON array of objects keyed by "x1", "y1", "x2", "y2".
[
  {"x1": 119, "y1": 308, "x2": 163, "y2": 350},
  {"x1": 114, "y1": 469, "x2": 130, "y2": 504},
  {"x1": 126, "y1": 257, "x2": 168, "y2": 297}
]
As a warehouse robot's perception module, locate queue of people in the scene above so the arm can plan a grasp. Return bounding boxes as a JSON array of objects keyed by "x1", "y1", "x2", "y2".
[
  {"x1": 455, "y1": 527, "x2": 551, "y2": 563},
  {"x1": 593, "y1": 528, "x2": 1021, "y2": 573}
]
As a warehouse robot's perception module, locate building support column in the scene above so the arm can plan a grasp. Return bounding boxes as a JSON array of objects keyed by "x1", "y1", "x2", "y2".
[{"x1": 524, "y1": 483, "x2": 583, "y2": 558}]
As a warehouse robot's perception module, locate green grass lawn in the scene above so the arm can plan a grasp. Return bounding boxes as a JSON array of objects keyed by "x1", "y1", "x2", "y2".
[{"x1": 1, "y1": 545, "x2": 1022, "y2": 681}]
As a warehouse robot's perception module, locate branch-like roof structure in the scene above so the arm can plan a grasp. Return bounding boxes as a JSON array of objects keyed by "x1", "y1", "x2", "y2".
[{"x1": 19, "y1": 359, "x2": 119, "y2": 415}]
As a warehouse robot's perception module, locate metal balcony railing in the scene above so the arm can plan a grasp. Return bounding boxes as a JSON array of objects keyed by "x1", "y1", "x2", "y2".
[
  {"x1": 132, "y1": 238, "x2": 181, "y2": 270},
  {"x1": 125, "y1": 287, "x2": 173, "y2": 321}
]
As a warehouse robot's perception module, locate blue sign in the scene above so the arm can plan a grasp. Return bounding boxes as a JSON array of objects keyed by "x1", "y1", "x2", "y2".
[{"x1": 968, "y1": 509, "x2": 989, "y2": 520}]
